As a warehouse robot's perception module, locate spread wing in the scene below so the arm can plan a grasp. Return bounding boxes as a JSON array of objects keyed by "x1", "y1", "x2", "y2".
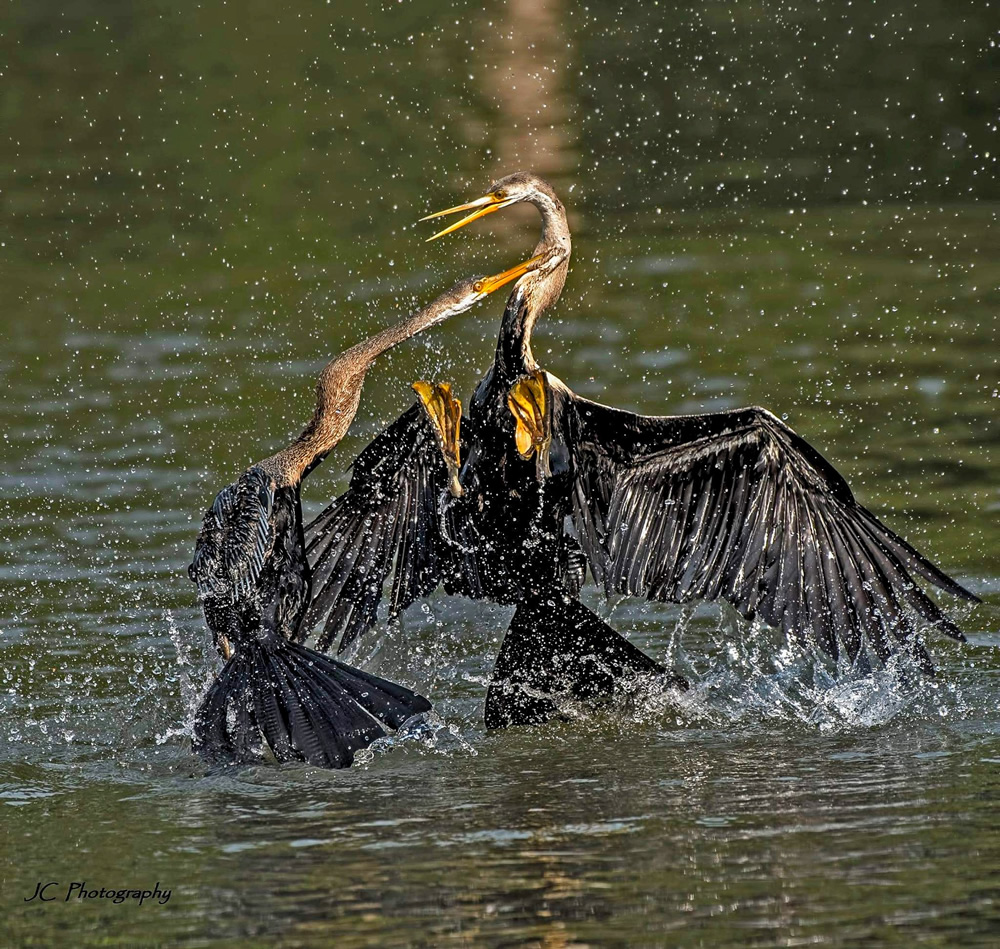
[
  {"x1": 303, "y1": 403, "x2": 478, "y2": 654},
  {"x1": 190, "y1": 467, "x2": 276, "y2": 604},
  {"x1": 569, "y1": 399, "x2": 977, "y2": 668}
]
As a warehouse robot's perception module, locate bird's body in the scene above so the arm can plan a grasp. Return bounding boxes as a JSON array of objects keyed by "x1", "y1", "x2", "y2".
[
  {"x1": 305, "y1": 173, "x2": 978, "y2": 728},
  {"x1": 189, "y1": 264, "x2": 536, "y2": 766},
  {"x1": 191, "y1": 468, "x2": 305, "y2": 649},
  {"x1": 449, "y1": 353, "x2": 589, "y2": 607}
]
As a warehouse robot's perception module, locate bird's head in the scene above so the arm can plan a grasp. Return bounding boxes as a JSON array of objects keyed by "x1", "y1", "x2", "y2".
[
  {"x1": 427, "y1": 253, "x2": 547, "y2": 323},
  {"x1": 421, "y1": 172, "x2": 566, "y2": 249}
]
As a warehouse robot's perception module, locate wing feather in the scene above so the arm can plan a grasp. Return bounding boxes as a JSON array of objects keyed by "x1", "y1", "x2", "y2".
[
  {"x1": 190, "y1": 467, "x2": 276, "y2": 605},
  {"x1": 303, "y1": 403, "x2": 475, "y2": 654},
  {"x1": 569, "y1": 399, "x2": 975, "y2": 667}
]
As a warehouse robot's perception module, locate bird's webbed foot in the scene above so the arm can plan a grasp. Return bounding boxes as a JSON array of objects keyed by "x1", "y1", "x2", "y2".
[
  {"x1": 412, "y1": 380, "x2": 464, "y2": 497},
  {"x1": 215, "y1": 632, "x2": 234, "y2": 661},
  {"x1": 507, "y1": 369, "x2": 552, "y2": 480}
]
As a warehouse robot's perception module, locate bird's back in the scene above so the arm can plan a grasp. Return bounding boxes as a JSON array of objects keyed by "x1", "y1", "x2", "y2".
[{"x1": 190, "y1": 466, "x2": 310, "y2": 646}]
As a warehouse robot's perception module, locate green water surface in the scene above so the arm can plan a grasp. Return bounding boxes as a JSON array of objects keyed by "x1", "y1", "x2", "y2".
[{"x1": 2, "y1": 1, "x2": 998, "y2": 946}]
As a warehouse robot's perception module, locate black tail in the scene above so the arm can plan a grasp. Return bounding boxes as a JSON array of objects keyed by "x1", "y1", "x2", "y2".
[
  {"x1": 484, "y1": 591, "x2": 687, "y2": 729},
  {"x1": 194, "y1": 639, "x2": 432, "y2": 769}
]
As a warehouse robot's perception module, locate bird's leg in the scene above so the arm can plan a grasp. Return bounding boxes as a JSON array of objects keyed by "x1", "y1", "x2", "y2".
[
  {"x1": 507, "y1": 370, "x2": 551, "y2": 480},
  {"x1": 412, "y1": 381, "x2": 464, "y2": 497}
]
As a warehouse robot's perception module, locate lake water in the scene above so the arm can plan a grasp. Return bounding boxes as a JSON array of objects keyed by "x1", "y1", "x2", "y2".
[{"x1": 2, "y1": 1, "x2": 998, "y2": 946}]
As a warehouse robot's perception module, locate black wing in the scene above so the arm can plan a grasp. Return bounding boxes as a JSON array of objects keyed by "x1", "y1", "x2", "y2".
[
  {"x1": 303, "y1": 403, "x2": 478, "y2": 654},
  {"x1": 569, "y1": 399, "x2": 977, "y2": 668},
  {"x1": 190, "y1": 466, "x2": 276, "y2": 604}
]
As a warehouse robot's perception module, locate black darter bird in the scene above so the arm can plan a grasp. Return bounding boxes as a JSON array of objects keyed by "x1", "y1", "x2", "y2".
[
  {"x1": 304, "y1": 173, "x2": 978, "y2": 729},
  {"x1": 188, "y1": 258, "x2": 535, "y2": 766}
]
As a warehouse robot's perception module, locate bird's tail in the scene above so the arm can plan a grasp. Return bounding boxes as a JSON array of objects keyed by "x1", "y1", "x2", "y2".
[
  {"x1": 193, "y1": 639, "x2": 431, "y2": 769},
  {"x1": 484, "y1": 590, "x2": 687, "y2": 729}
]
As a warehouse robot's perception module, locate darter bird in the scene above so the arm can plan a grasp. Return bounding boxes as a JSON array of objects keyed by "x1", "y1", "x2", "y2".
[{"x1": 304, "y1": 173, "x2": 978, "y2": 729}]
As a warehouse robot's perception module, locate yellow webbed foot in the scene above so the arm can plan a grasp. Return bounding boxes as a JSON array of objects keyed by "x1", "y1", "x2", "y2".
[
  {"x1": 413, "y1": 380, "x2": 464, "y2": 497},
  {"x1": 507, "y1": 370, "x2": 552, "y2": 479},
  {"x1": 216, "y1": 633, "x2": 233, "y2": 661}
]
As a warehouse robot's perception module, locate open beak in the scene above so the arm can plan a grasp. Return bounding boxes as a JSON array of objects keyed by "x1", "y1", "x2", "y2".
[
  {"x1": 475, "y1": 254, "x2": 544, "y2": 295},
  {"x1": 421, "y1": 192, "x2": 516, "y2": 242}
]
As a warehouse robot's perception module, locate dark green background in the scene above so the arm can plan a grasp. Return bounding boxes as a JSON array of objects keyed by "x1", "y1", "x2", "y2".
[{"x1": 2, "y1": 1, "x2": 997, "y2": 946}]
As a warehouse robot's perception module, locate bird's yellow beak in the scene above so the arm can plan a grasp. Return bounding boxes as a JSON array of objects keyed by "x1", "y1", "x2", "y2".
[
  {"x1": 474, "y1": 254, "x2": 543, "y2": 295},
  {"x1": 421, "y1": 191, "x2": 515, "y2": 242}
]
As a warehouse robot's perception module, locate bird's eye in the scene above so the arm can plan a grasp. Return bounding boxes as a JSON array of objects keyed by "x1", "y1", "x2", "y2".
[
  {"x1": 493, "y1": 189, "x2": 507, "y2": 201},
  {"x1": 473, "y1": 279, "x2": 485, "y2": 293}
]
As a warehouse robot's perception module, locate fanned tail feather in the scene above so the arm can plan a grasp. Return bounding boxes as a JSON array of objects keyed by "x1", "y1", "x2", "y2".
[
  {"x1": 484, "y1": 591, "x2": 687, "y2": 730},
  {"x1": 193, "y1": 639, "x2": 432, "y2": 768}
]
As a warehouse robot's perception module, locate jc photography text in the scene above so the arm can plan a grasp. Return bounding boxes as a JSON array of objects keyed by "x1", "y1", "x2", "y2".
[{"x1": 25, "y1": 881, "x2": 171, "y2": 906}]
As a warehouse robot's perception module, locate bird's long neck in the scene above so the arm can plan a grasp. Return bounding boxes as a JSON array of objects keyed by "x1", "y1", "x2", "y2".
[
  {"x1": 261, "y1": 296, "x2": 455, "y2": 486},
  {"x1": 495, "y1": 286, "x2": 538, "y2": 383},
  {"x1": 494, "y1": 197, "x2": 570, "y2": 389}
]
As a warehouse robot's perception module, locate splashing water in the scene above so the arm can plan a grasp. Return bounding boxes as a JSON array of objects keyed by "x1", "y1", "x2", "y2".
[
  {"x1": 606, "y1": 606, "x2": 972, "y2": 732},
  {"x1": 355, "y1": 712, "x2": 480, "y2": 766},
  {"x1": 157, "y1": 609, "x2": 215, "y2": 745}
]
